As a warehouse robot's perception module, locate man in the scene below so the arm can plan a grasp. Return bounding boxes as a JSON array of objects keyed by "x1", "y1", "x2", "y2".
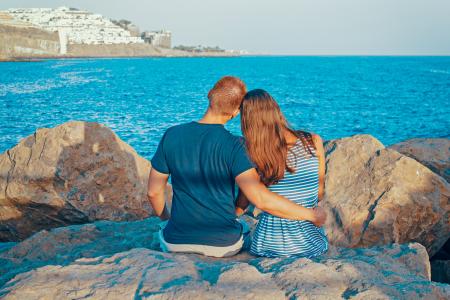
[{"x1": 147, "y1": 76, "x2": 326, "y2": 257}]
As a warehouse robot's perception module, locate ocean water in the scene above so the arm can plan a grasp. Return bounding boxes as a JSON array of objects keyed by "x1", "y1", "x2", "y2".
[{"x1": 1, "y1": 56, "x2": 449, "y2": 159}]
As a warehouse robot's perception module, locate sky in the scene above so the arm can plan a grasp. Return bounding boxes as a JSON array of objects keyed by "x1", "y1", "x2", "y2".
[{"x1": 1, "y1": 0, "x2": 450, "y2": 55}]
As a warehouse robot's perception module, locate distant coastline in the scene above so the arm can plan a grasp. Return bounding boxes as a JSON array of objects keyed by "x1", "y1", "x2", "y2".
[
  {"x1": 0, "y1": 7, "x2": 242, "y2": 62},
  {"x1": 0, "y1": 50, "x2": 239, "y2": 63},
  {"x1": 0, "y1": 23, "x2": 238, "y2": 62},
  {"x1": 3, "y1": 52, "x2": 450, "y2": 63}
]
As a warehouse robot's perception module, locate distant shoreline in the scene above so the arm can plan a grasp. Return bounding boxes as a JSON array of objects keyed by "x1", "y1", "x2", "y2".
[
  {"x1": 0, "y1": 52, "x2": 450, "y2": 63},
  {"x1": 0, "y1": 53, "x2": 240, "y2": 62},
  {"x1": 2, "y1": 54, "x2": 450, "y2": 62},
  {"x1": 0, "y1": 54, "x2": 450, "y2": 63}
]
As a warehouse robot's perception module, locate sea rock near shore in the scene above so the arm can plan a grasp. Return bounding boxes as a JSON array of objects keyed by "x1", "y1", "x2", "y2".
[
  {"x1": 0, "y1": 121, "x2": 171, "y2": 242},
  {"x1": 0, "y1": 217, "x2": 448, "y2": 299},
  {"x1": 389, "y1": 138, "x2": 450, "y2": 182},
  {"x1": 322, "y1": 134, "x2": 450, "y2": 257}
]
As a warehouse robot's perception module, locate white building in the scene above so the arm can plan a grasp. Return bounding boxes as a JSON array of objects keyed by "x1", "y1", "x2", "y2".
[
  {"x1": 141, "y1": 30, "x2": 171, "y2": 48},
  {"x1": 5, "y1": 7, "x2": 144, "y2": 45}
]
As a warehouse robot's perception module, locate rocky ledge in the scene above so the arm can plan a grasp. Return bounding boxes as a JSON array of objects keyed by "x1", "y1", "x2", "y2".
[
  {"x1": 0, "y1": 217, "x2": 449, "y2": 299},
  {"x1": 0, "y1": 121, "x2": 449, "y2": 299}
]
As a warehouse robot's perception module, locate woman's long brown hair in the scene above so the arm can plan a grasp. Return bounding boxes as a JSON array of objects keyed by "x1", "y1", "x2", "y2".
[{"x1": 240, "y1": 89, "x2": 316, "y2": 186}]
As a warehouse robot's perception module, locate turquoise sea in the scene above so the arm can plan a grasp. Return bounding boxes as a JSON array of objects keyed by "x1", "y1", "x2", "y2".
[{"x1": 1, "y1": 56, "x2": 449, "y2": 159}]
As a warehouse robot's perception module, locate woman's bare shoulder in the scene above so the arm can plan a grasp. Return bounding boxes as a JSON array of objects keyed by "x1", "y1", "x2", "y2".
[{"x1": 310, "y1": 132, "x2": 322, "y2": 143}]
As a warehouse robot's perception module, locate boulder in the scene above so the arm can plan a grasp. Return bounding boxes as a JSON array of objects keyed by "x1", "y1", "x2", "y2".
[
  {"x1": 0, "y1": 217, "x2": 448, "y2": 299},
  {"x1": 389, "y1": 138, "x2": 450, "y2": 182},
  {"x1": 0, "y1": 121, "x2": 172, "y2": 242},
  {"x1": 322, "y1": 134, "x2": 450, "y2": 257}
]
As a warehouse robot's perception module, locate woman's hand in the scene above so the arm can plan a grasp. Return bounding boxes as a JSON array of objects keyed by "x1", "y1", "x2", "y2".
[
  {"x1": 235, "y1": 189, "x2": 250, "y2": 216},
  {"x1": 311, "y1": 206, "x2": 327, "y2": 227}
]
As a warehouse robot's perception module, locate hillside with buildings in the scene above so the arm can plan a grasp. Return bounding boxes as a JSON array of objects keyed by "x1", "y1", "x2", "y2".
[{"x1": 0, "y1": 6, "x2": 236, "y2": 60}]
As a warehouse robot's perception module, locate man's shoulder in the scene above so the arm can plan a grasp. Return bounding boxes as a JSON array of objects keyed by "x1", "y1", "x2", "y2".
[
  {"x1": 229, "y1": 134, "x2": 246, "y2": 146},
  {"x1": 163, "y1": 122, "x2": 242, "y2": 145},
  {"x1": 214, "y1": 130, "x2": 245, "y2": 147},
  {"x1": 163, "y1": 122, "x2": 192, "y2": 136}
]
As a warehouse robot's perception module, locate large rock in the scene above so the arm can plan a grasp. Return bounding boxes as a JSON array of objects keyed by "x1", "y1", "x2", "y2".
[
  {"x1": 0, "y1": 121, "x2": 171, "y2": 242},
  {"x1": 323, "y1": 135, "x2": 450, "y2": 257},
  {"x1": 389, "y1": 138, "x2": 450, "y2": 182},
  {"x1": 0, "y1": 217, "x2": 448, "y2": 299}
]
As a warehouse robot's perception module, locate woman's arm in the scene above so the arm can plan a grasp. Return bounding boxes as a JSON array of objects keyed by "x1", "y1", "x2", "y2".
[
  {"x1": 312, "y1": 134, "x2": 325, "y2": 201},
  {"x1": 235, "y1": 189, "x2": 250, "y2": 216}
]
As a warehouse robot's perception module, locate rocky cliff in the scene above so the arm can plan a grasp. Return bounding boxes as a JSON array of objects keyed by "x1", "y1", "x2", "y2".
[{"x1": 0, "y1": 24, "x2": 60, "y2": 58}]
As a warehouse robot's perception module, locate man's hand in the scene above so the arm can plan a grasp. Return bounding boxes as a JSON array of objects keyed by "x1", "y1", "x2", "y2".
[{"x1": 310, "y1": 206, "x2": 327, "y2": 227}]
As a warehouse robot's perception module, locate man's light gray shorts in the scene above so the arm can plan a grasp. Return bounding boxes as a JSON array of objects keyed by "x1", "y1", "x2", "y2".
[{"x1": 158, "y1": 219, "x2": 250, "y2": 258}]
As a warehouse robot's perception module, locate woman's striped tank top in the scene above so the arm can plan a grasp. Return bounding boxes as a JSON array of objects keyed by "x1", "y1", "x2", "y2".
[{"x1": 250, "y1": 136, "x2": 328, "y2": 258}]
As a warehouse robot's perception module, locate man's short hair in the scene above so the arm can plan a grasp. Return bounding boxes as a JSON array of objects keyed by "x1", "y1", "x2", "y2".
[{"x1": 207, "y1": 76, "x2": 247, "y2": 115}]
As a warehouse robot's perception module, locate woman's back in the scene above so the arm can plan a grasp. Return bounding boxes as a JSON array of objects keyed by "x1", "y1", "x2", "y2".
[{"x1": 250, "y1": 136, "x2": 328, "y2": 257}]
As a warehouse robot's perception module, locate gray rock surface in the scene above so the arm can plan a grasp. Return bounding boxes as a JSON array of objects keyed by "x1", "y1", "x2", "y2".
[
  {"x1": 0, "y1": 121, "x2": 172, "y2": 242},
  {"x1": 0, "y1": 217, "x2": 449, "y2": 299},
  {"x1": 322, "y1": 134, "x2": 450, "y2": 257},
  {"x1": 253, "y1": 243, "x2": 449, "y2": 300},
  {"x1": 1, "y1": 248, "x2": 284, "y2": 300},
  {"x1": 389, "y1": 138, "x2": 450, "y2": 182}
]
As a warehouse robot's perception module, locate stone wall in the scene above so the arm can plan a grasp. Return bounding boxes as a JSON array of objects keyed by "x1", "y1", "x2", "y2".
[
  {"x1": 66, "y1": 43, "x2": 236, "y2": 57},
  {"x1": 66, "y1": 43, "x2": 161, "y2": 57}
]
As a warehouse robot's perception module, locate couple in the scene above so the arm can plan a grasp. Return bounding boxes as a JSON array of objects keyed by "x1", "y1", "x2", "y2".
[{"x1": 147, "y1": 76, "x2": 328, "y2": 258}]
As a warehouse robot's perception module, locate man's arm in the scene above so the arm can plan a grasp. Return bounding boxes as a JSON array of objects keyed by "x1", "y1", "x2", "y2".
[
  {"x1": 235, "y1": 168, "x2": 326, "y2": 226},
  {"x1": 147, "y1": 168, "x2": 170, "y2": 220},
  {"x1": 312, "y1": 134, "x2": 325, "y2": 201}
]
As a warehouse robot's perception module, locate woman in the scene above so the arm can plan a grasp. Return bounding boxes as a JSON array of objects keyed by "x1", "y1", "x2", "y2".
[{"x1": 236, "y1": 89, "x2": 328, "y2": 258}]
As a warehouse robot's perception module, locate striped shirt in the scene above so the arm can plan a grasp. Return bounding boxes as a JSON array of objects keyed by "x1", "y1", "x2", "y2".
[{"x1": 250, "y1": 137, "x2": 328, "y2": 258}]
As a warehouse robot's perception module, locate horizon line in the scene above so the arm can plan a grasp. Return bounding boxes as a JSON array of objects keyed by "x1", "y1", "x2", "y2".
[{"x1": 242, "y1": 53, "x2": 450, "y2": 57}]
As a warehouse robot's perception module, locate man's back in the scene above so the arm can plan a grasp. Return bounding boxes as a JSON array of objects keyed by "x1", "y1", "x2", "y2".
[{"x1": 151, "y1": 121, "x2": 253, "y2": 246}]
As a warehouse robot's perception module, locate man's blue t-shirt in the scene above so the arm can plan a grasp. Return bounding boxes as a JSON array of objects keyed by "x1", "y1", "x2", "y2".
[{"x1": 151, "y1": 121, "x2": 254, "y2": 246}]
